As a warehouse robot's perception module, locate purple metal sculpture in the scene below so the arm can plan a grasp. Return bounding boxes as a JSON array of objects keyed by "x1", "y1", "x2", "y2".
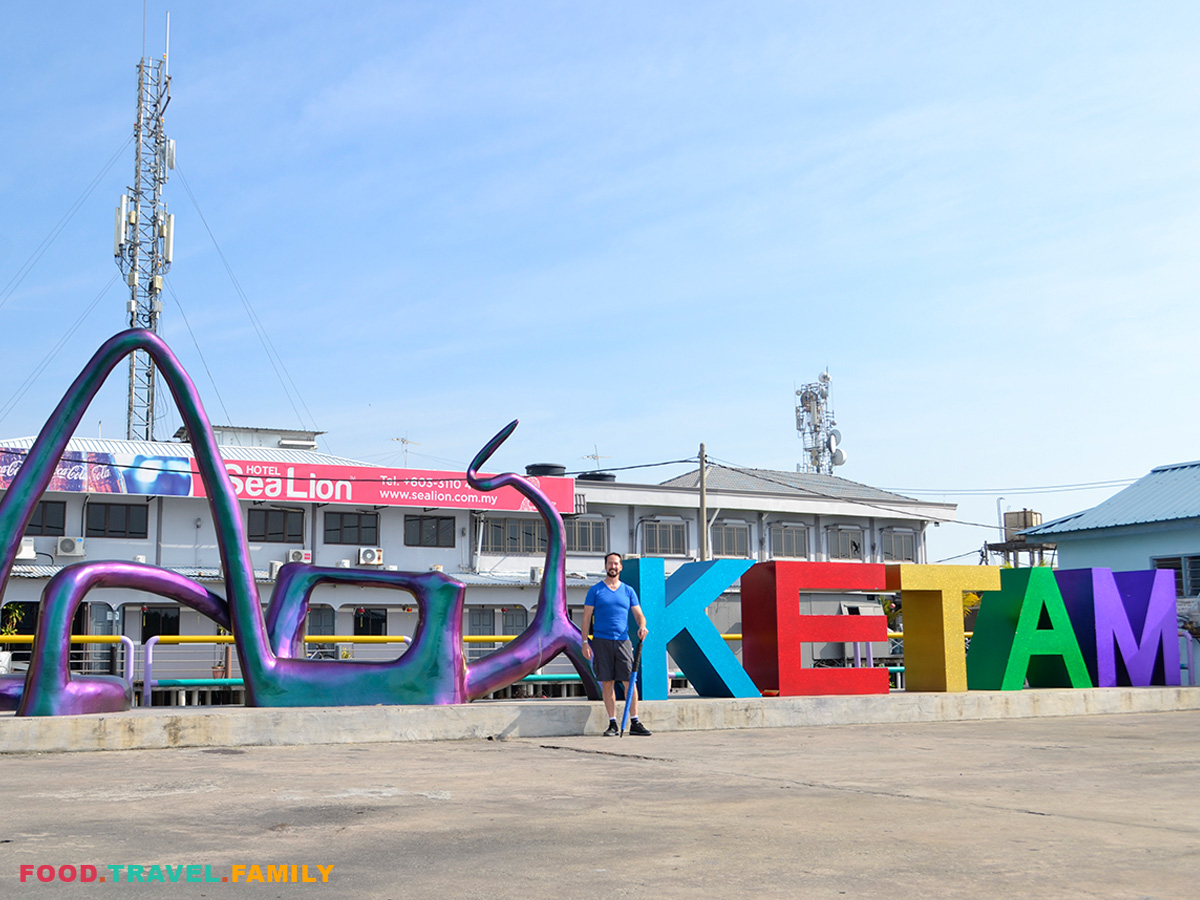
[{"x1": 0, "y1": 329, "x2": 599, "y2": 715}]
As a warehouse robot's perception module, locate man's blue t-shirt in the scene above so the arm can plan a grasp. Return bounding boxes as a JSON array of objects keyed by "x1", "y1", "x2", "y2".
[{"x1": 584, "y1": 581, "x2": 640, "y2": 641}]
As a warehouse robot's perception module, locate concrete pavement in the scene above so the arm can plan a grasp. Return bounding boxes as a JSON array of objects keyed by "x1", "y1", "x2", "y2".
[{"x1": 1, "y1": 708, "x2": 1198, "y2": 899}]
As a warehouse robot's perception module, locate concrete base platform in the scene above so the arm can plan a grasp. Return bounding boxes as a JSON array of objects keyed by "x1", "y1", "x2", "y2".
[{"x1": 3, "y1": 686, "x2": 1199, "y2": 753}]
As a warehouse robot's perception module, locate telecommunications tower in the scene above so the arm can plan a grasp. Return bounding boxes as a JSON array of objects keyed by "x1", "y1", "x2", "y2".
[
  {"x1": 114, "y1": 16, "x2": 176, "y2": 441},
  {"x1": 795, "y1": 371, "x2": 847, "y2": 475}
]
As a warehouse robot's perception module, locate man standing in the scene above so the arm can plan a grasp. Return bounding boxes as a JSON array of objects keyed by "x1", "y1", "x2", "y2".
[{"x1": 581, "y1": 552, "x2": 651, "y2": 736}]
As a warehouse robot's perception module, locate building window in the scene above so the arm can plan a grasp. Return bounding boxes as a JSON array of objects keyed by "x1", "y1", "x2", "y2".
[
  {"x1": 1153, "y1": 556, "x2": 1200, "y2": 597},
  {"x1": 769, "y1": 524, "x2": 808, "y2": 559},
  {"x1": 711, "y1": 522, "x2": 750, "y2": 557},
  {"x1": 27, "y1": 500, "x2": 66, "y2": 536},
  {"x1": 467, "y1": 608, "x2": 496, "y2": 661},
  {"x1": 828, "y1": 526, "x2": 864, "y2": 561},
  {"x1": 644, "y1": 521, "x2": 687, "y2": 556},
  {"x1": 881, "y1": 529, "x2": 916, "y2": 562},
  {"x1": 86, "y1": 503, "x2": 148, "y2": 539},
  {"x1": 354, "y1": 607, "x2": 387, "y2": 636},
  {"x1": 140, "y1": 606, "x2": 179, "y2": 643},
  {"x1": 404, "y1": 515, "x2": 454, "y2": 548},
  {"x1": 480, "y1": 517, "x2": 547, "y2": 555},
  {"x1": 249, "y1": 508, "x2": 304, "y2": 543},
  {"x1": 325, "y1": 511, "x2": 379, "y2": 546},
  {"x1": 565, "y1": 518, "x2": 607, "y2": 554}
]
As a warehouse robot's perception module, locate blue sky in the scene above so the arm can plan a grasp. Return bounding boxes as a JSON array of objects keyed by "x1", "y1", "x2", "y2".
[{"x1": 2, "y1": 2, "x2": 1200, "y2": 564}]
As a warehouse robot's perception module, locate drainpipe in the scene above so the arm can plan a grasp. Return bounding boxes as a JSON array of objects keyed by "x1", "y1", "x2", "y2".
[{"x1": 699, "y1": 443, "x2": 708, "y2": 561}]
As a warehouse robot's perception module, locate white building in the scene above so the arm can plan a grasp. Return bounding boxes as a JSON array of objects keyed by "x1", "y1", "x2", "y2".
[{"x1": 0, "y1": 426, "x2": 954, "y2": 694}]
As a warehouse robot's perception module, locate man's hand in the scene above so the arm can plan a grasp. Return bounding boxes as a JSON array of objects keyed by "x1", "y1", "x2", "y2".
[
  {"x1": 637, "y1": 625, "x2": 648, "y2": 641},
  {"x1": 582, "y1": 642, "x2": 592, "y2": 660}
]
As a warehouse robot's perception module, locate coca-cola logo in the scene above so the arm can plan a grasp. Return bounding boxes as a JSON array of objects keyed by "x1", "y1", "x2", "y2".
[{"x1": 0, "y1": 456, "x2": 23, "y2": 481}]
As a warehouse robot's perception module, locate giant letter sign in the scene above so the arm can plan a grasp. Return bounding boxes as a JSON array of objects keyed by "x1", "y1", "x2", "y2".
[
  {"x1": 620, "y1": 558, "x2": 760, "y2": 701},
  {"x1": 885, "y1": 564, "x2": 1001, "y2": 692},
  {"x1": 742, "y1": 561, "x2": 889, "y2": 696},
  {"x1": 967, "y1": 567, "x2": 1092, "y2": 690},
  {"x1": 1056, "y1": 568, "x2": 1181, "y2": 687}
]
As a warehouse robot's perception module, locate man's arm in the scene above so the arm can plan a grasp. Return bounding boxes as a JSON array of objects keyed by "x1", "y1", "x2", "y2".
[
  {"x1": 631, "y1": 603, "x2": 648, "y2": 641},
  {"x1": 581, "y1": 605, "x2": 594, "y2": 659}
]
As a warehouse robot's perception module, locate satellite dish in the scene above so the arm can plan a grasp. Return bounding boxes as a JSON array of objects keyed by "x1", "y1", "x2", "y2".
[
  {"x1": 827, "y1": 429, "x2": 841, "y2": 452},
  {"x1": 831, "y1": 448, "x2": 847, "y2": 467}
]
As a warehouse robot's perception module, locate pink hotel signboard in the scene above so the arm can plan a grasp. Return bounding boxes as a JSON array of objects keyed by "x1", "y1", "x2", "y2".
[{"x1": 0, "y1": 448, "x2": 576, "y2": 515}]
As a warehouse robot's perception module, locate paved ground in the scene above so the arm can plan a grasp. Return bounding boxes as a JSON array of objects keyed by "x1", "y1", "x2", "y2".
[{"x1": 1, "y1": 711, "x2": 1197, "y2": 899}]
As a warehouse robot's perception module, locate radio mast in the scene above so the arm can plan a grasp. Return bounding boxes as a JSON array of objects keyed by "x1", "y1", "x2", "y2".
[
  {"x1": 114, "y1": 14, "x2": 175, "y2": 441},
  {"x1": 795, "y1": 370, "x2": 847, "y2": 475}
]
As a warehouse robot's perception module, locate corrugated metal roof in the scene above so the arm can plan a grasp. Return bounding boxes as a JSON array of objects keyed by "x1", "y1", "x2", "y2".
[
  {"x1": 0, "y1": 436, "x2": 367, "y2": 467},
  {"x1": 660, "y1": 467, "x2": 921, "y2": 505},
  {"x1": 1024, "y1": 460, "x2": 1200, "y2": 536}
]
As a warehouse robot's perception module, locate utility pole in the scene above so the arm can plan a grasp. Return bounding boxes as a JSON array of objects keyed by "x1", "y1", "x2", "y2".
[
  {"x1": 699, "y1": 442, "x2": 708, "y2": 561},
  {"x1": 114, "y1": 13, "x2": 175, "y2": 441}
]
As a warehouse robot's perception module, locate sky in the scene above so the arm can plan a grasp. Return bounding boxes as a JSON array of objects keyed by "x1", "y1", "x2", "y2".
[{"x1": 2, "y1": 1, "x2": 1200, "y2": 565}]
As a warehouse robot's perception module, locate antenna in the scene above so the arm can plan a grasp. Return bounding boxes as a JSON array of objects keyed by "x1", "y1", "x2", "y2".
[
  {"x1": 391, "y1": 435, "x2": 420, "y2": 467},
  {"x1": 115, "y1": 13, "x2": 175, "y2": 441},
  {"x1": 582, "y1": 444, "x2": 610, "y2": 470},
  {"x1": 795, "y1": 370, "x2": 847, "y2": 475}
]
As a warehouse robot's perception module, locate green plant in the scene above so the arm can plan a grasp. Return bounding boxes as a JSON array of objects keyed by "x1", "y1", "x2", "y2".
[{"x1": 0, "y1": 604, "x2": 23, "y2": 637}]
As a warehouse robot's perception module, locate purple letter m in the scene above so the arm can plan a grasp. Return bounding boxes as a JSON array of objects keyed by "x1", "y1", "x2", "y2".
[{"x1": 1057, "y1": 568, "x2": 1181, "y2": 687}]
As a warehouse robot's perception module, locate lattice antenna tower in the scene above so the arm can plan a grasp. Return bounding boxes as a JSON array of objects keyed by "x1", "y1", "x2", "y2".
[
  {"x1": 795, "y1": 370, "x2": 847, "y2": 475},
  {"x1": 114, "y1": 14, "x2": 176, "y2": 441}
]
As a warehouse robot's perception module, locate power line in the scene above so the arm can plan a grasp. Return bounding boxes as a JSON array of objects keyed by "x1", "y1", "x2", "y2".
[
  {"x1": 0, "y1": 273, "x2": 121, "y2": 428},
  {"x1": 163, "y1": 276, "x2": 232, "y2": 426},
  {"x1": 706, "y1": 456, "x2": 999, "y2": 531},
  {"x1": 173, "y1": 165, "x2": 318, "y2": 433},
  {"x1": 0, "y1": 136, "x2": 134, "y2": 313},
  {"x1": 879, "y1": 478, "x2": 1136, "y2": 496}
]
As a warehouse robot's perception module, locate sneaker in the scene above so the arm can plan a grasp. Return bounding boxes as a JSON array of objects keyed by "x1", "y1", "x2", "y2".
[
  {"x1": 628, "y1": 720, "x2": 652, "y2": 736},
  {"x1": 602, "y1": 721, "x2": 619, "y2": 737}
]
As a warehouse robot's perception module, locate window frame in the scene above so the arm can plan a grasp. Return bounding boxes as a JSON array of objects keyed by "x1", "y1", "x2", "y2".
[
  {"x1": 26, "y1": 500, "x2": 67, "y2": 537},
  {"x1": 325, "y1": 511, "x2": 380, "y2": 546},
  {"x1": 564, "y1": 517, "x2": 608, "y2": 555},
  {"x1": 769, "y1": 523, "x2": 809, "y2": 559},
  {"x1": 827, "y1": 526, "x2": 864, "y2": 561},
  {"x1": 86, "y1": 502, "x2": 149, "y2": 539},
  {"x1": 480, "y1": 517, "x2": 547, "y2": 556},
  {"x1": 403, "y1": 514, "x2": 455, "y2": 548},
  {"x1": 643, "y1": 520, "x2": 688, "y2": 557},
  {"x1": 880, "y1": 528, "x2": 917, "y2": 562},
  {"x1": 711, "y1": 521, "x2": 751, "y2": 558},
  {"x1": 1152, "y1": 556, "x2": 1200, "y2": 598},
  {"x1": 248, "y1": 507, "x2": 305, "y2": 544}
]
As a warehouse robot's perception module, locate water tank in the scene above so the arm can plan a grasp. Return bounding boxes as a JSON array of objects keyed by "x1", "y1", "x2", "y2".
[
  {"x1": 525, "y1": 463, "x2": 566, "y2": 477},
  {"x1": 1004, "y1": 509, "x2": 1042, "y2": 542},
  {"x1": 577, "y1": 472, "x2": 616, "y2": 482}
]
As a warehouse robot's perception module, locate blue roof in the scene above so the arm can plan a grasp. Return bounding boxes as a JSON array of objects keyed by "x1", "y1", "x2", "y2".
[{"x1": 1023, "y1": 460, "x2": 1200, "y2": 537}]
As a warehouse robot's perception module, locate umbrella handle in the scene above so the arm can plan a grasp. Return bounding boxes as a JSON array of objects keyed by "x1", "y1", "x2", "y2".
[{"x1": 619, "y1": 640, "x2": 644, "y2": 737}]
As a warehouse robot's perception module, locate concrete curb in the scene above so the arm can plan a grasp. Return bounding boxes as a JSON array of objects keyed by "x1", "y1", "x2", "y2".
[{"x1": 2, "y1": 687, "x2": 1199, "y2": 753}]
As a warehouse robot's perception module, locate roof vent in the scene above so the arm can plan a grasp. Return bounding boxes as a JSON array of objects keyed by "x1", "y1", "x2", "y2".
[{"x1": 577, "y1": 471, "x2": 616, "y2": 482}]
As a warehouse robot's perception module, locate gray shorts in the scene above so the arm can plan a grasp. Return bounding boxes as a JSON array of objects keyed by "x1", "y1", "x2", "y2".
[{"x1": 591, "y1": 638, "x2": 634, "y2": 683}]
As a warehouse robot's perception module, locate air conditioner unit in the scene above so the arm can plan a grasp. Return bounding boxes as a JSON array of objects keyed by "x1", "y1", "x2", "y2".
[
  {"x1": 269, "y1": 560, "x2": 285, "y2": 580},
  {"x1": 286, "y1": 549, "x2": 312, "y2": 564},
  {"x1": 56, "y1": 536, "x2": 86, "y2": 557},
  {"x1": 16, "y1": 537, "x2": 36, "y2": 561},
  {"x1": 358, "y1": 547, "x2": 384, "y2": 566}
]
